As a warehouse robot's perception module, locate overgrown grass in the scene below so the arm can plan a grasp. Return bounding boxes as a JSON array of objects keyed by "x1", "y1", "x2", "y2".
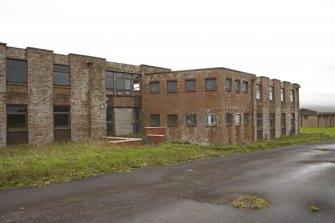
[
  {"x1": 301, "y1": 127, "x2": 335, "y2": 135},
  {"x1": 0, "y1": 133, "x2": 334, "y2": 190}
]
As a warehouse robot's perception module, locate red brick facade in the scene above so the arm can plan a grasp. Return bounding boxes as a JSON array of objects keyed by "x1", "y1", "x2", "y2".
[{"x1": 0, "y1": 43, "x2": 300, "y2": 147}]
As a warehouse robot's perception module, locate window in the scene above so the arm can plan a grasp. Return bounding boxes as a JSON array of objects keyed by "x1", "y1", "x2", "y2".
[
  {"x1": 167, "y1": 80, "x2": 177, "y2": 93},
  {"x1": 185, "y1": 79, "x2": 196, "y2": 91},
  {"x1": 6, "y1": 105, "x2": 27, "y2": 129},
  {"x1": 186, "y1": 114, "x2": 197, "y2": 127},
  {"x1": 106, "y1": 71, "x2": 114, "y2": 90},
  {"x1": 206, "y1": 113, "x2": 217, "y2": 127},
  {"x1": 270, "y1": 113, "x2": 275, "y2": 129},
  {"x1": 150, "y1": 81, "x2": 160, "y2": 93},
  {"x1": 234, "y1": 80, "x2": 241, "y2": 92},
  {"x1": 256, "y1": 84, "x2": 262, "y2": 100},
  {"x1": 244, "y1": 113, "x2": 249, "y2": 125},
  {"x1": 290, "y1": 90, "x2": 294, "y2": 102},
  {"x1": 242, "y1": 81, "x2": 248, "y2": 93},
  {"x1": 167, "y1": 114, "x2": 178, "y2": 127},
  {"x1": 53, "y1": 64, "x2": 70, "y2": 86},
  {"x1": 257, "y1": 113, "x2": 263, "y2": 130},
  {"x1": 281, "y1": 113, "x2": 286, "y2": 128},
  {"x1": 226, "y1": 113, "x2": 233, "y2": 126},
  {"x1": 280, "y1": 89, "x2": 285, "y2": 102},
  {"x1": 226, "y1": 79, "x2": 232, "y2": 92},
  {"x1": 291, "y1": 113, "x2": 295, "y2": 127},
  {"x1": 54, "y1": 106, "x2": 70, "y2": 128},
  {"x1": 134, "y1": 75, "x2": 140, "y2": 91},
  {"x1": 150, "y1": 114, "x2": 160, "y2": 127},
  {"x1": 205, "y1": 78, "x2": 216, "y2": 91},
  {"x1": 269, "y1": 86, "x2": 274, "y2": 101},
  {"x1": 115, "y1": 73, "x2": 132, "y2": 91},
  {"x1": 6, "y1": 59, "x2": 27, "y2": 83},
  {"x1": 235, "y1": 114, "x2": 241, "y2": 125}
]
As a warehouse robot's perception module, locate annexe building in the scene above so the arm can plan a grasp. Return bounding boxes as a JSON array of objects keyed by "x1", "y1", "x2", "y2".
[
  {"x1": 300, "y1": 108, "x2": 335, "y2": 128},
  {"x1": 0, "y1": 43, "x2": 300, "y2": 147}
]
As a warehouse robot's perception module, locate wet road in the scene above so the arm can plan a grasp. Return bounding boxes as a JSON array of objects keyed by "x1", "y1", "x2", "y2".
[{"x1": 1, "y1": 141, "x2": 335, "y2": 223}]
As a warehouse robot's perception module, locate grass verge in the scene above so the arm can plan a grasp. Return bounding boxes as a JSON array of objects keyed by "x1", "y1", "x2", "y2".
[
  {"x1": 301, "y1": 127, "x2": 335, "y2": 135},
  {"x1": 0, "y1": 133, "x2": 334, "y2": 190}
]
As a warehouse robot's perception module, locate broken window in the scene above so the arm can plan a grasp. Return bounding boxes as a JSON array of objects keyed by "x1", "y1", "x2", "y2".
[
  {"x1": 6, "y1": 59, "x2": 27, "y2": 83},
  {"x1": 54, "y1": 106, "x2": 70, "y2": 128},
  {"x1": 269, "y1": 86, "x2": 274, "y2": 101},
  {"x1": 290, "y1": 90, "x2": 294, "y2": 102},
  {"x1": 226, "y1": 113, "x2": 233, "y2": 126},
  {"x1": 234, "y1": 80, "x2": 241, "y2": 92},
  {"x1": 206, "y1": 113, "x2": 217, "y2": 127},
  {"x1": 167, "y1": 80, "x2": 177, "y2": 93},
  {"x1": 256, "y1": 84, "x2": 262, "y2": 100},
  {"x1": 242, "y1": 81, "x2": 248, "y2": 93},
  {"x1": 205, "y1": 78, "x2": 216, "y2": 91},
  {"x1": 281, "y1": 88, "x2": 285, "y2": 102},
  {"x1": 186, "y1": 114, "x2": 197, "y2": 127},
  {"x1": 167, "y1": 114, "x2": 178, "y2": 127},
  {"x1": 235, "y1": 114, "x2": 241, "y2": 125},
  {"x1": 150, "y1": 114, "x2": 160, "y2": 127},
  {"x1": 185, "y1": 79, "x2": 196, "y2": 91},
  {"x1": 53, "y1": 64, "x2": 70, "y2": 86},
  {"x1": 150, "y1": 81, "x2": 160, "y2": 93},
  {"x1": 226, "y1": 78, "x2": 232, "y2": 92}
]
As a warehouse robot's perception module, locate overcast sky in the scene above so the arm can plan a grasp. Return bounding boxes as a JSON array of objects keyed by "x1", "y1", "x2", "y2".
[{"x1": 1, "y1": 0, "x2": 335, "y2": 107}]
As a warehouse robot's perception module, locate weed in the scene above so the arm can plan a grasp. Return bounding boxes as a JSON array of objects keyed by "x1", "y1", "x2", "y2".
[
  {"x1": 309, "y1": 205, "x2": 320, "y2": 212},
  {"x1": 232, "y1": 194, "x2": 269, "y2": 209}
]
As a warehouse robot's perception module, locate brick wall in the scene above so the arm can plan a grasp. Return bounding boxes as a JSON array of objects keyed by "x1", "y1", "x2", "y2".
[
  {"x1": 142, "y1": 68, "x2": 255, "y2": 145},
  {"x1": 69, "y1": 54, "x2": 106, "y2": 140},
  {"x1": 0, "y1": 43, "x2": 6, "y2": 147},
  {"x1": 27, "y1": 48, "x2": 54, "y2": 144}
]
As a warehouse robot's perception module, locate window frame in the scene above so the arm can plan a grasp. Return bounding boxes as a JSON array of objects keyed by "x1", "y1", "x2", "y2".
[
  {"x1": 235, "y1": 113, "x2": 241, "y2": 125},
  {"x1": 106, "y1": 71, "x2": 114, "y2": 90},
  {"x1": 256, "y1": 84, "x2": 262, "y2": 100},
  {"x1": 6, "y1": 59, "x2": 27, "y2": 84},
  {"x1": 244, "y1": 113, "x2": 249, "y2": 125},
  {"x1": 226, "y1": 78, "x2": 232, "y2": 92},
  {"x1": 205, "y1": 78, "x2": 217, "y2": 91},
  {"x1": 280, "y1": 88, "x2": 285, "y2": 102},
  {"x1": 6, "y1": 105, "x2": 28, "y2": 131},
  {"x1": 150, "y1": 114, "x2": 161, "y2": 127},
  {"x1": 270, "y1": 113, "x2": 275, "y2": 129},
  {"x1": 281, "y1": 113, "x2": 286, "y2": 128},
  {"x1": 185, "y1": 79, "x2": 196, "y2": 92},
  {"x1": 269, "y1": 86, "x2": 274, "y2": 101},
  {"x1": 242, "y1": 81, "x2": 249, "y2": 93},
  {"x1": 186, "y1": 114, "x2": 197, "y2": 127},
  {"x1": 53, "y1": 64, "x2": 70, "y2": 86},
  {"x1": 206, "y1": 113, "x2": 217, "y2": 127},
  {"x1": 167, "y1": 114, "x2": 178, "y2": 127},
  {"x1": 226, "y1": 113, "x2": 233, "y2": 126},
  {"x1": 256, "y1": 113, "x2": 263, "y2": 130},
  {"x1": 290, "y1": 90, "x2": 294, "y2": 102},
  {"x1": 234, "y1": 79, "x2": 241, "y2": 92},
  {"x1": 54, "y1": 106, "x2": 70, "y2": 128},
  {"x1": 167, "y1": 80, "x2": 177, "y2": 93},
  {"x1": 150, "y1": 81, "x2": 160, "y2": 93}
]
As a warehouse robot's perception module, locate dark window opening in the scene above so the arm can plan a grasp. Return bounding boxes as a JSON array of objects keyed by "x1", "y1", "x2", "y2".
[
  {"x1": 257, "y1": 113, "x2": 263, "y2": 130},
  {"x1": 185, "y1": 79, "x2": 196, "y2": 91},
  {"x1": 53, "y1": 64, "x2": 70, "y2": 86},
  {"x1": 6, "y1": 105, "x2": 27, "y2": 130},
  {"x1": 244, "y1": 113, "x2": 249, "y2": 125},
  {"x1": 6, "y1": 59, "x2": 27, "y2": 83},
  {"x1": 167, "y1": 80, "x2": 177, "y2": 93},
  {"x1": 54, "y1": 106, "x2": 70, "y2": 128},
  {"x1": 205, "y1": 78, "x2": 216, "y2": 91},
  {"x1": 281, "y1": 113, "x2": 286, "y2": 128},
  {"x1": 167, "y1": 114, "x2": 178, "y2": 127},
  {"x1": 150, "y1": 114, "x2": 160, "y2": 127},
  {"x1": 106, "y1": 71, "x2": 114, "y2": 90},
  {"x1": 186, "y1": 114, "x2": 197, "y2": 127},
  {"x1": 270, "y1": 113, "x2": 275, "y2": 129},
  {"x1": 226, "y1": 113, "x2": 233, "y2": 126}
]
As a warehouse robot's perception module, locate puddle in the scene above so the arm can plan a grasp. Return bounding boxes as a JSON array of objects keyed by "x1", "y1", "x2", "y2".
[{"x1": 289, "y1": 162, "x2": 335, "y2": 180}]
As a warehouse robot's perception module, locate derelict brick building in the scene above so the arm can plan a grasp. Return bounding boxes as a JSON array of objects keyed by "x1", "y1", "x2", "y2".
[{"x1": 0, "y1": 43, "x2": 300, "y2": 147}]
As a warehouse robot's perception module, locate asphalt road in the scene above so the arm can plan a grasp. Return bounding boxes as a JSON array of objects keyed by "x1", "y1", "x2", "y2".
[{"x1": 1, "y1": 141, "x2": 335, "y2": 223}]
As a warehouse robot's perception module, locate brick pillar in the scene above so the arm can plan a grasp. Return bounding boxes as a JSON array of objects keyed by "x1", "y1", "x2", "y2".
[
  {"x1": 260, "y1": 76, "x2": 270, "y2": 140},
  {"x1": 27, "y1": 48, "x2": 54, "y2": 145},
  {"x1": 0, "y1": 43, "x2": 6, "y2": 147},
  {"x1": 283, "y1": 81, "x2": 291, "y2": 136},
  {"x1": 293, "y1": 84, "x2": 300, "y2": 134},
  {"x1": 69, "y1": 54, "x2": 106, "y2": 141},
  {"x1": 273, "y1": 79, "x2": 282, "y2": 138}
]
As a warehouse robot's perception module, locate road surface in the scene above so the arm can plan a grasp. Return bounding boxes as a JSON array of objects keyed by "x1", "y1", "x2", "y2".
[{"x1": 1, "y1": 141, "x2": 335, "y2": 222}]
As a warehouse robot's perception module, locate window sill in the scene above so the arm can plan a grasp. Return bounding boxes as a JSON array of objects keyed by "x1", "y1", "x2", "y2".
[
  {"x1": 54, "y1": 127, "x2": 71, "y2": 130},
  {"x1": 7, "y1": 128, "x2": 28, "y2": 132},
  {"x1": 6, "y1": 82, "x2": 27, "y2": 86}
]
